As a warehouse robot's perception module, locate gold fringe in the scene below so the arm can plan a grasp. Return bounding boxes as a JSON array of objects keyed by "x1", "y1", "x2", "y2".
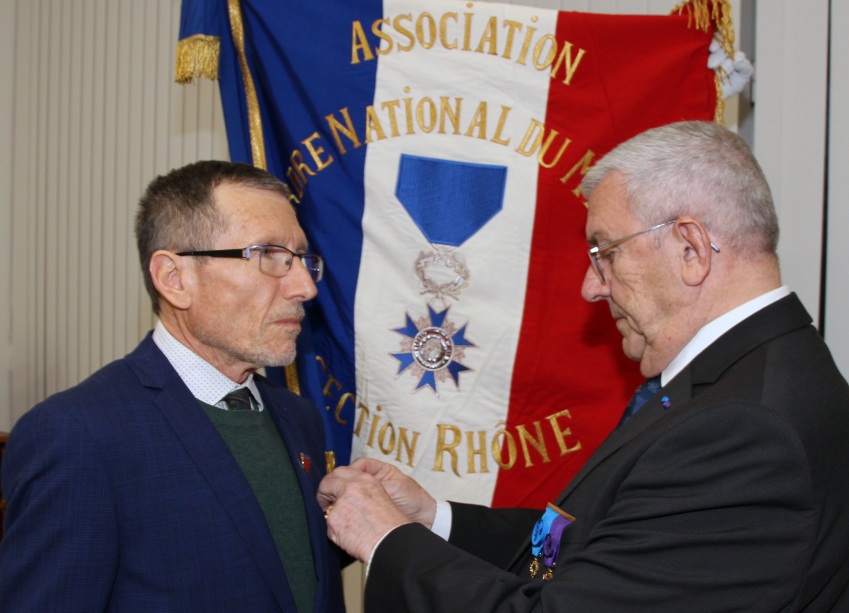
[
  {"x1": 672, "y1": 0, "x2": 735, "y2": 52},
  {"x1": 229, "y1": 1, "x2": 291, "y2": 387},
  {"x1": 714, "y1": 69, "x2": 726, "y2": 123},
  {"x1": 671, "y1": 0, "x2": 735, "y2": 124},
  {"x1": 227, "y1": 0, "x2": 300, "y2": 394},
  {"x1": 284, "y1": 361, "x2": 301, "y2": 395},
  {"x1": 174, "y1": 34, "x2": 220, "y2": 84},
  {"x1": 325, "y1": 451, "x2": 337, "y2": 473},
  {"x1": 228, "y1": 0, "x2": 268, "y2": 172}
]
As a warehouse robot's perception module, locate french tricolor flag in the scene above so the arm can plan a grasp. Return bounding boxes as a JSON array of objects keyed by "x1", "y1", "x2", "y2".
[{"x1": 179, "y1": 0, "x2": 719, "y2": 507}]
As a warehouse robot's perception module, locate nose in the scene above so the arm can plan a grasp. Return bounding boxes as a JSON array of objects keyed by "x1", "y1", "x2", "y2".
[
  {"x1": 581, "y1": 264, "x2": 610, "y2": 302},
  {"x1": 282, "y1": 257, "x2": 318, "y2": 301}
]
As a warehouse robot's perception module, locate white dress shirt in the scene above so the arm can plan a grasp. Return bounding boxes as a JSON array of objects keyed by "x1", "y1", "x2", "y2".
[
  {"x1": 425, "y1": 286, "x2": 793, "y2": 551},
  {"x1": 660, "y1": 286, "x2": 790, "y2": 386},
  {"x1": 152, "y1": 320, "x2": 264, "y2": 411}
]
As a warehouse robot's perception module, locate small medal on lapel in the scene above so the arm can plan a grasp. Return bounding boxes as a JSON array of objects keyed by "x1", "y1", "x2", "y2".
[
  {"x1": 662, "y1": 396, "x2": 671, "y2": 408},
  {"x1": 299, "y1": 453, "x2": 311, "y2": 473}
]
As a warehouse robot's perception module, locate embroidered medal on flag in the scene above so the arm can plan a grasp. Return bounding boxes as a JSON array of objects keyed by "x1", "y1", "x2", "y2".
[{"x1": 391, "y1": 305, "x2": 474, "y2": 395}]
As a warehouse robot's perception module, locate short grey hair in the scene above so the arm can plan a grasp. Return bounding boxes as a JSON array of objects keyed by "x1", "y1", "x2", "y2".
[
  {"x1": 581, "y1": 121, "x2": 778, "y2": 255},
  {"x1": 135, "y1": 160, "x2": 292, "y2": 314}
]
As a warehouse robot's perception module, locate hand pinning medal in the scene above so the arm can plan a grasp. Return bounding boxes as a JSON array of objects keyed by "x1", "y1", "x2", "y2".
[{"x1": 529, "y1": 503, "x2": 575, "y2": 580}]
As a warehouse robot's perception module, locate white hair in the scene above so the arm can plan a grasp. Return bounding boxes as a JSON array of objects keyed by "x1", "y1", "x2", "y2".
[{"x1": 581, "y1": 121, "x2": 778, "y2": 255}]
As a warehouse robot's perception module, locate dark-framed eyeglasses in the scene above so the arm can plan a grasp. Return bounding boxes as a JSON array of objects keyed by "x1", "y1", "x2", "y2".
[
  {"x1": 587, "y1": 219, "x2": 720, "y2": 284},
  {"x1": 176, "y1": 244, "x2": 324, "y2": 282}
]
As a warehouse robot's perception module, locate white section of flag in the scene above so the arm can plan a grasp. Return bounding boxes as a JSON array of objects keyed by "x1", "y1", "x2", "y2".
[{"x1": 352, "y1": 0, "x2": 557, "y2": 504}]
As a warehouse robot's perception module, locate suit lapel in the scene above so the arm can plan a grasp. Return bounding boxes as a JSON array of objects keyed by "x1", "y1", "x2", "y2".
[
  {"x1": 550, "y1": 295, "x2": 810, "y2": 512},
  {"x1": 261, "y1": 384, "x2": 334, "y2": 613},
  {"x1": 128, "y1": 337, "x2": 298, "y2": 612},
  {"x1": 504, "y1": 372, "x2": 691, "y2": 572},
  {"x1": 556, "y1": 370, "x2": 692, "y2": 507},
  {"x1": 689, "y1": 293, "x2": 811, "y2": 385},
  {"x1": 554, "y1": 294, "x2": 810, "y2": 509}
]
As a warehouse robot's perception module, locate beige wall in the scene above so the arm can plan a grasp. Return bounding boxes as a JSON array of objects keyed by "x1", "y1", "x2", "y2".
[
  {"x1": 1, "y1": 0, "x2": 15, "y2": 433},
  {"x1": 825, "y1": 1, "x2": 849, "y2": 375},
  {"x1": 754, "y1": 0, "x2": 829, "y2": 327},
  {"x1": 0, "y1": 0, "x2": 229, "y2": 432}
]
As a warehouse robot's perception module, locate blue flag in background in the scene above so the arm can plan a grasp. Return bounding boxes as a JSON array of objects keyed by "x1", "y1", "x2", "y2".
[{"x1": 178, "y1": 0, "x2": 384, "y2": 467}]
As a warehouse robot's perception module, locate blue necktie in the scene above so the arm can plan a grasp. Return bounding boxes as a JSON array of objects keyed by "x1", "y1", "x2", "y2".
[{"x1": 617, "y1": 375, "x2": 661, "y2": 428}]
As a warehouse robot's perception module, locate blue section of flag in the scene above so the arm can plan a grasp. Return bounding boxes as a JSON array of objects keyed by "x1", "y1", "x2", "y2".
[
  {"x1": 179, "y1": 0, "x2": 225, "y2": 45},
  {"x1": 452, "y1": 324, "x2": 474, "y2": 346},
  {"x1": 186, "y1": 0, "x2": 384, "y2": 464},
  {"x1": 416, "y1": 370, "x2": 437, "y2": 392},
  {"x1": 395, "y1": 155, "x2": 508, "y2": 246},
  {"x1": 179, "y1": 0, "x2": 252, "y2": 164},
  {"x1": 429, "y1": 305, "x2": 447, "y2": 329},
  {"x1": 391, "y1": 353, "x2": 417, "y2": 374},
  {"x1": 394, "y1": 314, "x2": 420, "y2": 339},
  {"x1": 447, "y1": 361, "x2": 471, "y2": 385}
]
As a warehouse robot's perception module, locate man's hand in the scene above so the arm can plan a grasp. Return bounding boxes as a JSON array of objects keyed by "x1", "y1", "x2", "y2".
[
  {"x1": 348, "y1": 457, "x2": 438, "y2": 528},
  {"x1": 317, "y1": 465, "x2": 411, "y2": 562}
]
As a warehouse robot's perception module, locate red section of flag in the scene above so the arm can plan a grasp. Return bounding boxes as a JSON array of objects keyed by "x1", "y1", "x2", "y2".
[{"x1": 492, "y1": 12, "x2": 716, "y2": 509}]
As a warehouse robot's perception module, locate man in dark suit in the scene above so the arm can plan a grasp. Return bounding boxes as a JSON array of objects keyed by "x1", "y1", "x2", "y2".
[
  {"x1": 317, "y1": 121, "x2": 849, "y2": 612},
  {"x1": 0, "y1": 161, "x2": 346, "y2": 612}
]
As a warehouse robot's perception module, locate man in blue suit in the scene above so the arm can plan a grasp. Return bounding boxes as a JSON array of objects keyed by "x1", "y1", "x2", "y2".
[{"x1": 0, "y1": 161, "x2": 346, "y2": 612}]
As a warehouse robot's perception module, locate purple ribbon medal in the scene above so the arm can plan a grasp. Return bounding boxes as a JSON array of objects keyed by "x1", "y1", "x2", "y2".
[
  {"x1": 529, "y1": 503, "x2": 574, "y2": 580},
  {"x1": 542, "y1": 516, "x2": 571, "y2": 567}
]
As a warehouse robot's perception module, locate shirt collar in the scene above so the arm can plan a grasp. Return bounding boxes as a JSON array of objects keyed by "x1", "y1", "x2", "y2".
[
  {"x1": 152, "y1": 320, "x2": 264, "y2": 411},
  {"x1": 661, "y1": 286, "x2": 791, "y2": 386}
]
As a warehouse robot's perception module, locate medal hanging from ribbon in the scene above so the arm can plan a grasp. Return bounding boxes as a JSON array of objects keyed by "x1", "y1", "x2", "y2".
[
  {"x1": 530, "y1": 503, "x2": 575, "y2": 580},
  {"x1": 395, "y1": 154, "x2": 507, "y2": 308}
]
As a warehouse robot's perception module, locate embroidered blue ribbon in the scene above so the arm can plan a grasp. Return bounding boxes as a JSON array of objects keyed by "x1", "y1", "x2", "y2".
[{"x1": 395, "y1": 154, "x2": 507, "y2": 246}]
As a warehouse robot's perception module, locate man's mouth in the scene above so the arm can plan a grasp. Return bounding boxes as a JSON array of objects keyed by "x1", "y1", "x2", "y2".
[
  {"x1": 272, "y1": 305, "x2": 306, "y2": 326},
  {"x1": 273, "y1": 318, "x2": 302, "y2": 326}
]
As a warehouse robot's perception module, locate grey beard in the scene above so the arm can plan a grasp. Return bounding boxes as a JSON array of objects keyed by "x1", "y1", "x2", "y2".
[{"x1": 192, "y1": 305, "x2": 304, "y2": 369}]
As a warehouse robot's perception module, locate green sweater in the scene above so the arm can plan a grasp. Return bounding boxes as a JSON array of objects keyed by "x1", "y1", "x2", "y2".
[{"x1": 201, "y1": 402, "x2": 317, "y2": 613}]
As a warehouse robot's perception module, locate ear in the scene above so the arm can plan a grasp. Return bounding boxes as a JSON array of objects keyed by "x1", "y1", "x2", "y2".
[
  {"x1": 149, "y1": 250, "x2": 194, "y2": 311},
  {"x1": 673, "y1": 216, "x2": 713, "y2": 287}
]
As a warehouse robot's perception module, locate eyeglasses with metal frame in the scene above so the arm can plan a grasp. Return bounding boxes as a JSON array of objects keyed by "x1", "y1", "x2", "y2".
[
  {"x1": 587, "y1": 219, "x2": 720, "y2": 284},
  {"x1": 176, "y1": 244, "x2": 324, "y2": 282}
]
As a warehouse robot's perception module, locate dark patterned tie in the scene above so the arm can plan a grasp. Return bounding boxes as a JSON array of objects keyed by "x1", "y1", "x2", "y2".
[
  {"x1": 617, "y1": 375, "x2": 662, "y2": 428},
  {"x1": 222, "y1": 387, "x2": 255, "y2": 411}
]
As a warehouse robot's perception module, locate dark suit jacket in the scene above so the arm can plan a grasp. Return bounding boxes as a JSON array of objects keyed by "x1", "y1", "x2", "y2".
[
  {"x1": 0, "y1": 334, "x2": 346, "y2": 613},
  {"x1": 367, "y1": 294, "x2": 849, "y2": 612}
]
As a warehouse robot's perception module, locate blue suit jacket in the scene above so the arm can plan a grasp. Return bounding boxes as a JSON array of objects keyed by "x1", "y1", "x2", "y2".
[{"x1": 0, "y1": 334, "x2": 346, "y2": 613}]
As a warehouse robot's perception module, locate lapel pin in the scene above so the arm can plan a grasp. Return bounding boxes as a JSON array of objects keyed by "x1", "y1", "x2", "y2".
[
  {"x1": 300, "y1": 453, "x2": 311, "y2": 473},
  {"x1": 662, "y1": 396, "x2": 671, "y2": 408}
]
